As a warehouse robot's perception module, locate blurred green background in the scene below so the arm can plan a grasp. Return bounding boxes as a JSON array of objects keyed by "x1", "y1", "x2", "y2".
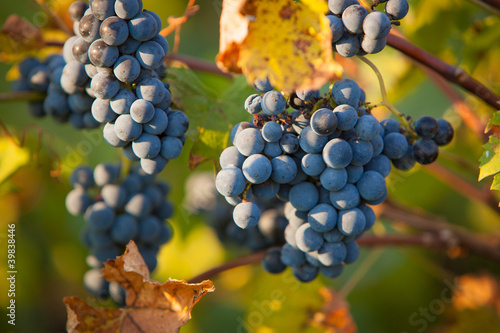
[{"x1": 0, "y1": 0, "x2": 500, "y2": 332}]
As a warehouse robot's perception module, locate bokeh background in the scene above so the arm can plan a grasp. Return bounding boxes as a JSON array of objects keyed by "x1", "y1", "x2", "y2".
[{"x1": 0, "y1": 0, "x2": 500, "y2": 332}]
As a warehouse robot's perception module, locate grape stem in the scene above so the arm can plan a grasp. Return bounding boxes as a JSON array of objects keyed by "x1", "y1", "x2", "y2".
[
  {"x1": 159, "y1": 0, "x2": 199, "y2": 53},
  {"x1": 0, "y1": 91, "x2": 46, "y2": 104},
  {"x1": 357, "y1": 55, "x2": 416, "y2": 136},
  {"x1": 387, "y1": 32, "x2": 500, "y2": 110}
]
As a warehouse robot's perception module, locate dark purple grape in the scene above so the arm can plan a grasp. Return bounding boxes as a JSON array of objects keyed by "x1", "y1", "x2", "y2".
[
  {"x1": 433, "y1": 119, "x2": 454, "y2": 146},
  {"x1": 415, "y1": 116, "x2": 438, "y2": 139},
  {"x1": 412, "y1": 139, "x2": 439, "y2": 165}
]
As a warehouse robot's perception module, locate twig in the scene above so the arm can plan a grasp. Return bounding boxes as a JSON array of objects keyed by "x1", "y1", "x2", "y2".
[
  {"x1": 187, "y1": 250, "x2": 265, "y2": 283},
  {"x1": 160, "y1": 0, "x2": 199, "y2": 53},
  {"x1": 0, "y1": 91, "x2": 45, "y2": 103},
  {"x1": 357, "y1": 56, "x2": 415, "y2": 136},
  {"x1": 44, "y1": 40, "x2": 65, "y2": 48},
  {"x1": 475, "y1": 0, "x2": 500, "y2": 9},
  {"x1": 387, "y1": 33, "x2": 500, "y2": 110},
  {"x1": 165, "y1": 53, "x2": 234, "y2": 78},
  {"x1": 380, "y1": 200, "x2": 500, "y2": 262},
  {"x1": 33, "y1": 0, "x2": 73, "y2": 36}
]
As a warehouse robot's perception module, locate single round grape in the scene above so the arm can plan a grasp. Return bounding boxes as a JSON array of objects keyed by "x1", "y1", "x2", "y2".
[
  {"x1": 100, "y1": 16, "x2": 129, "y2": 46},
  {"x1": 299, "y1": 126, "x2": 328, "y2": 154},
  {"x1": 293, "y1": 263, "x2": 319, "y2": 282},
  {"x1": 160, "y1": 136, "x2": 183, "y2": 160},
  {"x1": 371, "y1": 135, "x2": 385, "y2": 158},
  {"x1": 113, "y1": 55, "x2": 141, "y2": 83},
  {"x1": 143, "y1": 10, "x2": 162, "y2": 32},
  {"x1": 328, "y1": 0, "x2": 355, "y2": 15},
  {"x1": 301, "y1": 154, "x2": 326, "y2": 177},
  {"x1": 110, "y1": 214, "x2": 138, "y2": 244},
  {"x1": 128, "y1": 12, "x2": 158, "y2": 41},
  {"x1": 262, "y1": 247, "x2": 286, "y2": 274},
  {"x1": 310, "y1": 108, "x2": 337, "y2": 136},
  {"x1": 215, "y1": 167, "x2": 247, "y2": 197},
  {"x1": 362, "y1": 35, "x2": 387, "y2": 54},
  {"x1": 110, "y1": 89, "x2": 136, "y2": 115},
  {"x1": 119, "y1": 37, "x2": 141, "y2": 54},
  {"x1": 234, "y1": 128, "x2": 265, "y2": 156},
  {"x1": 114, "y1": 114, "x2": 143, "y2": 141},
  {"x1": 79, "y1": 14, "x2": 101, "y2": 43},
  {"x1": 295, "y1": 224, "x2": 324, "y2": 252},
  {"x1": 323, "y1": 228, "x2": 345, "y2": 243},
  {"x1": 83, "y1": 268, "x2": 109, "y2": 299},
  {"x1": 280, "y1": 133, "x2": 300, "y2": 154},
  {"x1": 380, "y1": 118, "x2": 400, "y2": 134},
  {"x1": 338, "y1": 208, "x2": 366, "y2": 236},
  {"x1": 433, "y1": 119, "x2": 454, "y2": 146},
  {"x1": 323, "y1": 138, "x2": 353, "y2": 169},
  {"x1": 346, "y1": 164, "x2": 364, "y2": 184},
  {"x1": 415, "y1": 116, "x2": 439, "y2": 139},
  {"x1": 92, "y1": 98, "x2": 117, "y2": 123},
  {"x1": 335, "y1": 33, "x2": 360, "y2": 58},
  {"x1": 342, "y1": 5, "x2": 368, "y2": 34},
  {"x1": 152, "y1": 34, "x2": 169, "y2": 55},
  {"x1": 392, "y1": 146, "x2": 416, "y2": 171},
  {"x1": 252, "y1": 77, "x2": 273, "y2": 93},
  {"x1": 72, "y1": 37, "x2": 91, "y2": 64},
  {"x1": 101, "y1": 184, "x2": 127, "y2": 209},
  {"x1": 383, "y1": 132, "x2": 409, "y2": 159},
  {"x1": 136, "y1": 77, "x2": 168, "y2": 105},
  {"x1": 261, "y1": 91, "x2": 286, "y2": 116},
  {"x1": 329, "y1": 183, "x2": 360, "y2": 210},
  {"x1": 355, "y1": 115, "x2": 380, "y2": 140},
  {"x1": 326, "y1": 14, "x2": 344, "y2": 42},
  {"x1": 385, "y1": 0, "x2": 410, "y2": 20},
  {"x1": 68, "y1": 92, "x2": 94, "y2": 114},
  {"x1": 349, "y1": 138, "x2": 374, "y2": 166},
  {"x1": 115, "y1": 0, "x2": 141, "y2": 20},
  {"x1": 144, "y1": 108, "x2": 169, "y2": 135},
  {"x1": 220, "y1": 146, "x2": 245, "y2": 169},
  {"x1": 364, "y1": 154, "x2": 392, "y2": 177},
  {"x1": 136, "y1": 41, "x2": 165, "y2": 70},
  {"x1": 242, "y1": 154, "x2": 272, "y2": 184},
  {"x1": 308, "y1": 203, "x2": 338, "y2": 232},
  {"x1": 331, "y1": 79, "x2": 361, "y2": 108},
  {"x1": 320, "y1": 264, "x2": 344, "y2": 278},
  {"x1": 296, "y1": 89, "x2": 320, "y2": 101},
  {"x1": 66, "y1": 188, "x2": 92, "y2": 216},
  {"x1": 363, "y1": 11, "x2": 391, "y2": 39},
  {"x1": 271, "y1": 155, "x2": 298, "y2": 184},
  {"x1": 125, "y1": 193, "x2": 152, "y2": 218},
  {"x1": 320, "y1": 167, "x2": 347, "y2": 192},
  {"x1": 94, "y1": 163, "x2": 120, "y2": 186},
  {"x1": 91, "y1": 72, "x2": 120, "y2": 99},
  {"x1": 261, "y1": 121, "x2": 283, "y2": 143},
  {"x1": 281, "y1": 244, "x2": 305, "y2": 267},
  {"x1": 412, "y1": 138, "x2": 439, "y2": 165},
  {"x1": 289, "y1": 182, "x2": 319, "y2": 212},
  {"x1": 233, "y1": 202, "x2": 260, "y2": 229},
  {"x1": 165, "y1": 111, "x2": 189, "y2": 137},
  {"x1": 69, "y1": 1, "x2": 90, "y2": 21},
  {"x1": 140, "y1": 156, "x2": 168, "y2": 175},
  {"x1": 245, "y1": 94, "x2": 263, "y2": 114},
  {"x1": 70, "y1": 166, "x2": 95, "y2": 189},
  {"x1": 317, "y1": 242, "x2": 346, "y2": 267},
  {"x1": 252, "y1": 181, "x2": 280, "y2": 200},
  {"x1": 130, "y1": 99, "x2": 155, "y2": 124},
  {"x1": 87, "y1": 202, "x2": 115, "y2": 231},
  {"x1": 333, "y1": 104, "x2": 358, "y2": 131},
  {"x1": 89, "y1": 39, "x2": 119, "y2": 68},
  {"x1": 358, "y1": 204, "x2": 376, "y2": 231},
  {"x1": 132, "y1": 133, "x2": 161, "y2": 159},
  {"x1": 138, "y1": 216, "x2": 162, "y2": 243},
  {"x1": 357, "y1": 170, "x2": 387, "y2": 201},
  {"x1": 103, "y1": 122, "x2": 127, "y2": 147}
]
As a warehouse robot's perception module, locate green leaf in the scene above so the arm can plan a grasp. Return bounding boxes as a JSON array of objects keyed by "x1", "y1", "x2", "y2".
[
  {"x1": 0, "y1": 138, "x2": 30, "y2": 184},
  {"x1": 168, "y1": 68, "x2": 254, "y2": 164},
  {"x1": 491, "y1": 174, "x2": 500, "y2": 191},
  {"x1": 479, "y1": 136, "x2": 500, "y2": 181},
  {"x1": 486, "y1": 110, "x2": 500, "y2": 133}
]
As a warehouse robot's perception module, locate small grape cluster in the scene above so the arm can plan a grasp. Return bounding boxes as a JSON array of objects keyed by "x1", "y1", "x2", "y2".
[
  {"x1": 65, "y1": 163, "x2": 173, "y2": 300},
  {"x1": 64, "y1": 0, "x2": 189, "y2": 174},
  {"x1": 183, "y1": 172, "x2": 287, "y2": 252},
  {"x1": 11, "y1": 54, "x2": 98, "y2": 129},
  {"x1": 327, "y1": 0, "x2": 409, "y2": 57},
  {"x1": 216, "y1": 77, "x2": 453, "y2": 282}
]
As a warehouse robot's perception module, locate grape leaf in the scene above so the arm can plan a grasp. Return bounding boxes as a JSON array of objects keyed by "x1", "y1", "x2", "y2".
[
  {"x1": 0, "y1": 138, "x2": 30, "y2": 185},
  {"x1": 217, "y1": 0, "x2": 342, "y2": 93},
  {"x1": 63, "y1": 241, "x2": 215, "y2": 333},
  {"x1": 0, "y1": 15, "x2": 44, "y2": 63},
  {"x1": 168, "y1": 67, "x2": 254, "y2": 164},
  {"x1": 309, "y1": 287, "x2": 357, "y2": 333},
  {"x1": 479, "y1": 112, "x2": 500, "y2": 181}
]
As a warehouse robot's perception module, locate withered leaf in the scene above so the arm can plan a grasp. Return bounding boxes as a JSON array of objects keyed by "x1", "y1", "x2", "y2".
[{"x1": 310, "y1": 287, "x2": 357, "y2": 333}]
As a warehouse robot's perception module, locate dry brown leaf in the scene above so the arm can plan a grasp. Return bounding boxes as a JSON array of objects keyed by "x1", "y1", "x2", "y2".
[
  {"x1": 0, "y1": 15, "x2": 44, "y2": 63},
  {"x1": 217, "y1": 0, "x2": 342, "y2": 93},
  {"x1": 310, "y1": 287, "x2": 357, "y2": 333},
  {"x1": 64, "y1": 241, "x2": 215, "y2": 333},
  {"x1": 454, "y1": 273, "x2": 500, "y2": 313}
]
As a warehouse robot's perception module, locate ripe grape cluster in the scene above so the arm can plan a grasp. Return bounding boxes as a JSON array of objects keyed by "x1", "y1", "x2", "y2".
[
  {"x1": 327, "y1": 0, "x2": 409, "y2": 57},
  {"x1": 65, "y1": 163, "x2": 173, "y2": 301},
  {"x1": 184, "y1": 172, "x2": 287, "y2": 252},
  {"x1": 216, "y1": 77, "x2": 453, "y2": 282},
  {"x1": 63, "y1": 0, "x2": 189, "y2": 175},
  {"x1": 11, "y1": 54, "x2": 98, "y2": 129}
]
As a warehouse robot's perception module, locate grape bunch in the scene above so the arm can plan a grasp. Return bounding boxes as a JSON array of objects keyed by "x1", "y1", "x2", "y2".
[
  {"x1": 183, "y1": 172, "x2": 287, "y2": 252},
  {"x1": 11, "y1": 54, "x2": 98, "y2": 129},
  {"x1": 65, "y1": 162, "x2": 174, "y2": 300},
  {"x1": 327, "y1": 0, "x2": 409, "y2": 57},
  {"x1": 216, "y1": 77, "x2": 453, "y2": 282},
  {"x1": 64, "y1": 0, "x2": 189, "y2": 175}
]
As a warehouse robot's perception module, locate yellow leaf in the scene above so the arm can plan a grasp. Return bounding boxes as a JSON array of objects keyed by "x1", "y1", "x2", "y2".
[
  {"x1": 64, "y1": 241, "x2": 215, "y2": 333},
  {"x1": 0, "y1": 138, "x2": 30, "y2": 185},
  {"x1": 217, "y1": 0, "x2": 342, "y2": 93}
]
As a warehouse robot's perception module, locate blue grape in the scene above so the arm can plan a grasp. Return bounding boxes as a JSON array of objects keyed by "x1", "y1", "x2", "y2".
[
  {"x1": 234, "y1": 128, "x2": 265, "y2": 156},
  {"x1": 83, "y1": 112, "x2": 101, "y2": 128},
  {"x1": 93, "y1": 163, "x2": 120, "y2": 186},
  {"x1": 130, "y1": 99, "x2": 155, "y2": 123},
  {"x1": 433, "y1": 119, "x2": 454, "y2": 146},
  {"x1": 132, "y1": 133, "x2": 161, "y2": 159},
  {"x1": 92, "y1": 98, "x2": 117, "y2": 123},
  {"x1": 289, "y1": 182, "x2": 319, "y2": 211},
  {"x1": 304, "y1": 251, "x2": 320, "y2": 266},
  {"x1": 338, "y1": 208, "x2": 366, "y2": 236},
  {"x1": 43, "y1": 92, "x2": 70, "y2": 118},
  {"x1": 68, "y1": 93, "x2": 94, "y2": 114},
  {"x1": 136, "y1": 41, "x2": 165, "y2": 70},
  {"x1": 264, "y1": 142, "x2": 282, "y2": 158},
  {"x1": 125, "y1": 193, "x2": 152, "y2": 218},
  {"x1": 271, "y1": 155, "x2": 297, "y2": 184},
  {"x1": 295, "y1": 223, "x2": 324, "y2": 252},
  {"x1": 280, "y1": 133, "x2": 299, "y2": 154},
  {"x1": 114, "y1": 114, "x2": 143, "y2": 141},
  {"x1": 328, "y1": 0, "x2": 355, "y2": 15},
  {"x1": 323, "y1": 138, "x2": 353, "y2": 169},
  {"x1": 62, "y1": 61, "x2": 88, "y2": 88},
  {"x1": 320, "y1": 167, "x2": 347, "y2": 191},
  {"x1": 320, "y1": 264, "x2": 344, "y2": 278},
  {"x1": 296, "y1": 89, "x2": 320, "y2": 101},
  {"x1": 91, "y1": 0, "x2": 116, "y2": 20},
  {"x1": 358, "y1": 204, "x2": 376, "y2": 231},
  {"x1": 331, "y1": 79, "x2": 361, "y2": 107},
  {"x1": 233, "y1": 202, "x2": 260, "y2": 229},
  {"x1": 342, "y1": 5, "x2": 368, "y2": 34},
  {"x1": 308, "y1": 203, "x2": 338, "y2": 232},
  {"x1": 412, "y1": 139, "x2": 439, "y2": 165},
  {"x1": 361, "y1": 35, "x2": 387, "y2": 54},
  {"x1": 216, "y1": 167, "x2": 246, "y2": 197},
  {"x1": 83, "y1": 268, "x2": 109, "y2": 298},
  {"x1": 281, "y1": 244, "x2": 305, "y2": 267},
  {"x1": 160, "y1": 136, "x2": 183, "y2": 160},
  {"x1": 301, "y1": 153, "x2": 326, "y2": 177},
  {"x1": 344, "y1": 241, "x2": 360, "y2": 264},
  {"x1": 329, "y1": 183, "x2": 360, "y2": 210},
  {"x1": 252, "y1": 181, "x2": 280, "y2": 200},
  {"x1": 85, "y1": 63, "x2": 98, "y2": 78},
  {"x1": 91, "y1": 72, "x2": 120, "y2": 99},
  {"x1": 100, "y1": 16, "x2": 129, "y2": 46},
  {"x1": 119, "y1": 37, "x2": 141, "y2": 54},
  {"x1": 111, "y1": 214, "x2": 138, "y2": 244},
  {"x1": 415, "y1": 116, "x2": 438, "y2": 139},
  {"x1": 292, "y1": 263, "x2": 319, "y2": 282},
  {"x1": 152, "y1": 34, "x2": 169, "y2": 55},
  {"x1": 103, "y1": 122, "x2": 127, "y2": 147},
  {"x1": 79, "y1": 14, "x2": 101, "y2": 43},
  {"x1": 66, "y1": 188, "x2": 92, "y2": 216},
  {"x1": 143, "y1": 10, "x2": 162, "y2": 32},
  {"x1": 383, "y1": 132, "x2": 409, "y2": 159},
  {"x1": 370, "y1": 135, "x2": 384, "y2": 158},
  {"x1": 317, "y1": 242, "x2": 347, "y2": 266},
  {"x1": 138, "y1": 216, "x2": 162, "y2": 243},
  {"x1": 155, "y1": 200, "x2": 173, "y2": 220},
  {"x1": 138, "y1": 246, "x2": 158, "y2": 271},
  {"x1": 220, "y1": 146, "x2": 245, "y2": 169},
  {"x1": 18, "y1": 57, "x2": 41, "y2": 77},
  {"x1": 165, "y1": 111, "x2": 189, "y2": 137},
  {"x1": 299, "y1": 126, "x2": 328, "y2": 154},
  {"x1": 110, "y1": 89, "x2": 136, "y2": 115},
  {"x1": 136, "y1": 78, "x2": 168, "y2": 105},
  {"x1": 385, "y1": 0, "x2": 409, "y2": 20},
  {"x1": 355, "y1": 115, "x2": 380, "y2": 140},
  {"x1": 88, "y1": 202, "x2": 115, "y2": 231},
  {"x1": 242, "y1": 154, "x2": 272, "y2": 184},
  {"x1": 115, "y1": 0, "x2": 140, "y2": 19},
  {"x1": 323, "y1": 228, "x2": 345, "y2": 243},
  {"x1": 113, "y1": 55, "x2": 141, "y2": 82},
  {"x1": 88, "y1": 39, "x2": 119, "y2": 68},
  {"x1": 335, "y1": 33, "x2": 360, "y2": 58},
  {"x1": 262, "y1": 247, "x2": 286, "y2": 274},
  {"x1": 392, "y1": 145, "x2": 416, "y2": 171},
  {"x1": 261, "y1": 121, "x2": 283, "y2": 143},
  {"x1": 363, "y1": 11, "x2": 391, "y2": 39},
  {"x1": 310, "y1": 108, "x2": 337, "y2": 136},
  {"x1": 332, "y1": 104, "x2": 358, "y2": 130},
  {"x1": 364, "y1": 154, "x2": 391, "y2": 177},
  {"x1": 101, "y1": 184, "x2": 127, "y2": 209},
  {"x1": 356, "y1": 170, "x2": 387, "y2": 201},
  {"x1": 326, "y1": 15, "x2": 344, "y2": 42},
  {"x1": 72, "y1": 37, "x2": 91, "y2": 64},
  {"x1": 363, "y1": 188, "x2": 387, "y2": 205},
  {"x1": 380, "y1": 118, "x2": 400, "y2": 134},
  {"x1": 346, "y1": 164, "x2": 364, "y2": 184},
  {"x1": 261, "y1": 91, "x2": 286, "y2": 116},
  {"x1": 128, "y1": 12, "x2": 158, "y2": 41},
  {"x1": 245, "y1": 94, "x2": 262, "y2": 114},
  {"x1": 349, "y1": 138, "x2": 374, "y2": 166},
  {"x1": 252, "y1": 77, "x2": 273, "y2": 93}
]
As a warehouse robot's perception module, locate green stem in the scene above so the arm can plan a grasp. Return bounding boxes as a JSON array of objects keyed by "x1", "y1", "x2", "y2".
[{"x1": 0, "y1": 91, "x2": 45, "y2": 104}]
